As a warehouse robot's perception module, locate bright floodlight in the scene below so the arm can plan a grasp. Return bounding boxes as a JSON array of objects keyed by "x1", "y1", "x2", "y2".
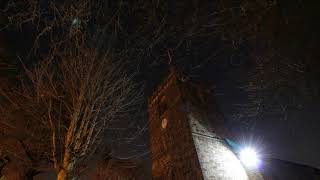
[{"x1": 239, "y1": 147, "x2": 260, "y2": 168}]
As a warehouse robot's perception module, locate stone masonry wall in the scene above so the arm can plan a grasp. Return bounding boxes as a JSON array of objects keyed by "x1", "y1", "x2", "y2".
[
  {"x1": 149, "y1": 72, "x2": 203, "y2": 179},
  {"x1": 189, "y1": 115, "x2": 249, "y2": 180},
  {"x1": 149, "y1": 71, "x2": 263, "y2": 179}
]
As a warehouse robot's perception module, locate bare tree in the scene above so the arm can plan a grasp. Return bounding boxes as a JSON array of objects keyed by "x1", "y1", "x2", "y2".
[
  {"x1": 1, "y1": 0, "x2": 145, "y2": 179},
  {"x1": 0, "y1": 48, "x2": 142, "y2": 179}
]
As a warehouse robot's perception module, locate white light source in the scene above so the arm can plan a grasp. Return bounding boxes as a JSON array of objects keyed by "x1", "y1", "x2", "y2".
[{"x1": 239, "y1": 147, "x2": 260, "y2": 168}]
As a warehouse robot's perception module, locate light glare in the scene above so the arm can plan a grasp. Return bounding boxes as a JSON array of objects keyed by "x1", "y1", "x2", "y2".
[{"x1": 240, "y1": 147, "x2": 260, "y2": 168}]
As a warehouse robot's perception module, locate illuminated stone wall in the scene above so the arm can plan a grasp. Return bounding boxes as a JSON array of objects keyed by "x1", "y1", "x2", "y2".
[
  {"x1": 189, "y1": 115, "x2": 264, "y2": 180},
  {"x1": 149, "y1": 71, "x2": 263, "y2": 180}
]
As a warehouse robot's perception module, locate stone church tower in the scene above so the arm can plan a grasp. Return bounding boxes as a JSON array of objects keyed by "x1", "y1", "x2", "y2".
[{"x1": 148, "y1": 71, "x2": 263, "y2": 180}]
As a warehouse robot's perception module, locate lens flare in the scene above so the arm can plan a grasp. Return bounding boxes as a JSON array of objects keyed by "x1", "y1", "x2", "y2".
[{"x1": 240, "y1": 147, "x2": 260, "y2": 168}]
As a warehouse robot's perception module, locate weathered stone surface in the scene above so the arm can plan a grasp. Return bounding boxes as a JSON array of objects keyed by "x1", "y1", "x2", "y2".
[
  {"x1": 149, "y1": 71, "x2": 263, "y2": 180},
  {"x1": 149, "y1": 72, "x2": 203, "y2": 179},
  {"x1": 189, "y1": 115, "x2": 249, "y2": 180}
]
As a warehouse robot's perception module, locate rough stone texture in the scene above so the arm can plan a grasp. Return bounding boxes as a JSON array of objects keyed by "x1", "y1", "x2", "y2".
[
  {"x1": 189, "y1": 115, "x2": 249, "y2": 180},
  {"x1": 149, "y1": 72, "x2": 203, "y2": 179},
  {"x1": 149, "y1": 71, "x2": 263, "y2": 180}
]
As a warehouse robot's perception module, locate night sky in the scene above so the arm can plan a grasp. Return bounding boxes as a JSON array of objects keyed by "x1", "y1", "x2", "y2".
[
  {"x1": 118, "y1": 0, "x2": 320, "y2": 169},
  {"x1": 1, "y1": 0, "x2": 320, "y2": 177},
  {"x1": 213, "y1": 1, "x2": 320, "y2": 168}
]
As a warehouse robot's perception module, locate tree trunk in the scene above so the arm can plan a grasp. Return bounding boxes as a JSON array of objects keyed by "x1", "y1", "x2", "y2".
[
  {"x1": 57, "y1": 168, "x2": 77, "y2": 180},
  {"x1": 57, "y1": 168, "x2": 68, "y2": 180},
  {"x1": 57, "y1": 150, "x2": 75, "y2": 180}
]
